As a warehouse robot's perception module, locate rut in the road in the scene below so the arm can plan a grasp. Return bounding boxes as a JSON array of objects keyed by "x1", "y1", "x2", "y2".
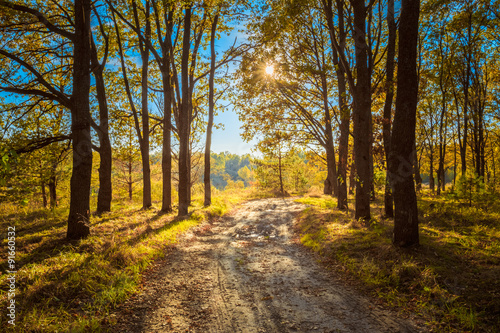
[{"x1": 110, "y1": 198, "x2": 426, "y2": 333}]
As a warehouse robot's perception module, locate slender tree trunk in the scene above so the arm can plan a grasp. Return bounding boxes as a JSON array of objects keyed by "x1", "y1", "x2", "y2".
[
  {"x1": 383, "y1": 0, "x2": 396, "y2": 217},
  {"x1": 478, "y1": 104, "x2": 485, "y2": 178},
  {"x1": 351, "y1": 0, "x2": 371, "y2": 222},
  {"x1": 321, "y1": 74, "x2": 338, "y2": 196},
  {"x1": 389, "y1": 0, "x2": 420, "y2": 247},
  {"x1": 113, "y1": 1, "x2": 152, "y2": 209},
  {"x1": 492, "y1": 145, "x2": 496, "y2": 189},
  {"x1": 128, "y1": 160, "x2": 133, "y2": 200},
  {"x1": 349, "y1": 162, "x2": 355, "y2": 195},
  {"x1": 187, "y1": 145, "x2": 192, "y2": 206},
  {"x1": 414, "y1": 142, "x2": 422, "y2": 191},
  {"x1": 323, "y1": 0, "x2": 348, "y2": 209},
  {"x1": 41, "y1": 179, "x2": 47, "y2": 208},
  {"x1": 67, "y1": 0, "x2": 92, "y2": 240},
  {"x1": 158, "y1": 7, "x2": 174, "y2": 213},
  {"x1": 205, "y1": 14, "x2": 219, "y2": 206},
  {"x1": 369, "y1": 125, "x2": 375, "y2": 201},
  {"x1": 279, "y1": 149, "x2": 284, "y2": 195},
  {"x1": 139, "y1": 1, "x2": 152, "y2": 209},
  {"x1": 437, "y1": 32, "x2": 448, "y2": 196},
  {"x1": 453, "y1": 134, "x2": 457, "y2": 188},
  {"x1": 161, "y1": 69, "x2": 172, "y2": 212},
  {"x1": 324, "y1": 144, "x2": 337, "y2": 195},
  {"x1": 459, "y1": 13, "x2": 472, "y2": 176},
  {"x1": 48, "y1": 174, "x2": 57, "y2": 208},
  {"x1": 178, "y1": 6, "x2": 192, "y2": 216},
  {"x1": 91, "y1": 56, "x2": 112, "y2": 214},
  {"x1": 429, "y1": 145, "x2": 435, "y2": 192}
]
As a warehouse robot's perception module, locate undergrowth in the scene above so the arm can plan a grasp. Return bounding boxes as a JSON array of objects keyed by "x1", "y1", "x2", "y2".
[
  {"x1": 295, "y1": 192, "x2": 500, "y2": 333},
  {"x1": 0, "y1": 188, "x2": 258, "y2": 332}
]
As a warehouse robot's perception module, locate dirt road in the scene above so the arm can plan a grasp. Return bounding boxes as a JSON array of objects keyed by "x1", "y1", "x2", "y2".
[{"x1": 110, "y1": 198, "x2": 426, "y2": 332}]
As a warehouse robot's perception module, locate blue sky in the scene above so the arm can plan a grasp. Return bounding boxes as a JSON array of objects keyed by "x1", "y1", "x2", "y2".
[
  {"x1": 206, "y1": 21, "x2": 257, "y2": 156},
  {"x1": 211, "y1": 108, "x2": 256, "y2": 155}
]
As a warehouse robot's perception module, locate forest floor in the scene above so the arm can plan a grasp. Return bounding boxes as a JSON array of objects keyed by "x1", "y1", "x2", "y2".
[{"x1": 108, "y1": 197, "x2": 427, "y2": 333}]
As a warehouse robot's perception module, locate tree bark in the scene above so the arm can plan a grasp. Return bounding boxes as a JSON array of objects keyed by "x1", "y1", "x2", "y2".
[
  {"x1": 321, "y1": 74, "x2": 338, "y2": 197},
  {"x1": 67, "y1": 0, "x2": 92, "y2": 240},
  {"x1": 349, "y1": 162, "x2": 355, "y2": 195},
  {"x1": 389, "y1": 0, "x2": 420, "y2": 247},
  {"x1": 335, "y1": 0, "x2": 348, "y2": 210},
  {"x1": 138, "y1": 0, "x2": 152, "y2": 209},
  {"x1": 459, "y1": 10, "x2": 472, "y2": 176},
  {"x1": 48, "y1": 173, "x2": 57, "y2": 208},
  {"x1": 41, "y1": 179, "x2": 47, "y2": 208},
  {"x1": 279, "y1": 149, "x2": 284, "y2": 195},
  {"x1": 151, "y1": 3, "x2": 174, "y2": 213},
  {"x1": 161, "y1": 67, "x2": 173, "y2": 212},
  {"x1": 351, "y1": 0, "x2": 371, "y2": 222},
  {"x1": 204, "y1": 14, "x2": 219, "y2": 206},
  {"x1": 382, "y1": 0, "x2": 396, "y2": 217},
  {"x1": 90, "y1": 36, "x2": 112, "y2": 214},
  {"x1": 178, "y1": 6, "x2": 192, "y2": 216},
  {"x1": 128, "y1": 160, "x2": 133, "y2": 200},
  {"x1": 429, "y1": 144, "x2": 435, "y2": 191}
]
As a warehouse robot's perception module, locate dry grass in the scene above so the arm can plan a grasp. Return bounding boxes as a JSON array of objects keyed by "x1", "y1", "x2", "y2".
[
  {"x1": 295, "y1": 192, "x2": 500, "y2": 333},
  {"x1": 0, "y1": 188, "x2": 259, "y2": 332}
]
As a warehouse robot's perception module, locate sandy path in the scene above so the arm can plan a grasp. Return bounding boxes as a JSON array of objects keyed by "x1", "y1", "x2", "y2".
[{"x1": 109, "y1": 198, "x2": 426, "y2": 333}]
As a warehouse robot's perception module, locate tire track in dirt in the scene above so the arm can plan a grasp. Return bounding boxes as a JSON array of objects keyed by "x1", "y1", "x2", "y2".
[{"x1": 109, "y1": 198, "x2": 427, "y2": 332}]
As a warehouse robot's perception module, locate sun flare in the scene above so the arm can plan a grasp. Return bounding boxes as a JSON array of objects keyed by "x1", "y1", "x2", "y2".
[{"x1": 265, "y1": 64, "x2": 274, "y2": 75}]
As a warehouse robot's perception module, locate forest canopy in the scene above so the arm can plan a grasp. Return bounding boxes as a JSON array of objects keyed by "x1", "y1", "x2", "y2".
[{"x1": 0, "y1": 0, "x2": 499, "y2": 246}]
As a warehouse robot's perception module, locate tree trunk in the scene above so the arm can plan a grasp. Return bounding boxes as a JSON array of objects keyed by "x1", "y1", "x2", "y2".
[
  {"x1": 351, "y1": 0, "x2": 371, "y2": 222},
  {"x1": 128, "y1": 160, "x2": 133, "y2": 200},
  {"x1": 41, "y1": 178, "x2": 47, "y2": 208},
  {"x1": 414, "y1": 142, "x2": 422, "y2": 191},
  {"x1": 324, "y1": 144, "x2": 337, "y2": 196},
  {"x1": 453, "y1": 134, "x2": 457, "y2": 188},
  {"x1": 383, "y1": 0, "x2": 396, "y2": 217},
  {"x1": 161, "y1": 69, "x2": 173, "y2": 212},
  {"x1": 279, "y1": 149, "x2": 284, "y2": 195},
  {"x1": 204, "y1": 14, "x2": 219, "y2": 207},
  {"x1": 92, "y1": 56, "x2": 112, "y2": 214},
  {"x1": 321, "y1": 73, "x2": 338, "y2": 196},
  {"x1": 67, "y1": 0, "x2": 92, "y2": 240},
  {"x1": 323, "y1": 0, "x2": 347, "y2": 208},
  {"x1": 178, "y1": 6, "x2": 192, "y2": 216},
  {"x1": 389, "y1": 0, "x2": 420, "y2": 247},
  {"x1": 140, "y1": 1, "x2": 152, "y2": 209},
  {"x1": 159, "y1": 7, "x2": 174, "y2": 213},
  {"x1": 459, "y1": 11, "x2": 472, "y2": 176},
  {"x1": 48, "y1": 174, "x2": 57, "y2": 208},
  {"x1": 429, "y1": 145, "x2": 435, "y2": 192},
  {"x1": 112, "y1": 2, "x2": 150, "y2": 209},
  {"x1": 349, "y1": 162, "x2": 355, "y2": 195}
]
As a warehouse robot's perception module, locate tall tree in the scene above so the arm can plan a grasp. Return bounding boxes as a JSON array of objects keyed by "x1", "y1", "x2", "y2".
[
  {"x1": 382, "y1": 0, "x2": 396, "y2": 216},
  {"x1": 178, "y1": 4, "x2": 192, "y2": 216},
  {"x1": 0, "y1": 0, "x2": 93, "y2": 239},
  {"x1": 90, "y1": 7, "x2": 112, "y2": 214},
  {"x1": 204, "y1": 11, "x2": 219, "y2": 206},
  {"x1": 389, "y1": 0, "x2": 420, "y2": 247},
  {"x1": 350, "y1": 0, "x2": 372, "y2": 221},
  {"x1": 111, "y1": 0, "x2": 153, "y2": 209}
]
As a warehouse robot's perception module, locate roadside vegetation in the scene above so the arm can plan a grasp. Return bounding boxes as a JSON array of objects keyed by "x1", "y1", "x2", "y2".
[
  {"x1": 0, "y1": 187, "x2": 260, "y2": 332},
  {"x1": 295, "y1": 189, "x2": 500, "y2": 333}
]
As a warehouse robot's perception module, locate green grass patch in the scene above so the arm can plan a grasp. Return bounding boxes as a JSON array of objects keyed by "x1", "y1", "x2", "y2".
[
  {"x1": 0, "y1": 188, "x2": 255, "y2": 332},
  {"x1": 295, "y1": 193, "x2": 500, "y2": 333}
]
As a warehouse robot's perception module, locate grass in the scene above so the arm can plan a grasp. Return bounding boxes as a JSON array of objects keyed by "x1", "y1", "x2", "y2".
[
  {"x1": 294, "y1": 191, "x2": 500, "y2": 333},
  {"x1": 0, "y1": 187, "x2": 259, "y2": 332}
]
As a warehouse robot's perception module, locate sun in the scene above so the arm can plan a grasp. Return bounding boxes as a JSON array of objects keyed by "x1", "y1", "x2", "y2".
[{"x1": 265, "y1": 64, "x2": 274, "y2": 75}]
